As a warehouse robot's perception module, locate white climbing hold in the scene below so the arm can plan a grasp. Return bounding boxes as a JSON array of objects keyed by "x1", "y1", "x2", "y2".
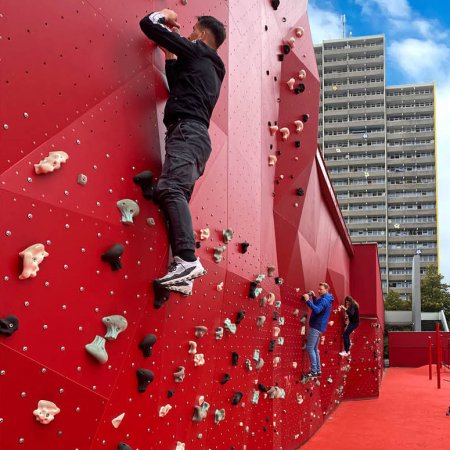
[
  {"x1": 287, "y1": 78, "x2": 296, "y2": 90},
  {"x1": 200, "y1": 228, "x2": 210, "y2": 240},
  {"x1": 34, "y1": 151, "x2": 69, "y2": 174},
  {"x1": 117, "y1": 199, "x2": 139, "y2": 225},
  {"x1": 273, "y1": 326, "x2": 280, "y2": 337},
  {"x1": 175, "y1": 443, "x2": 185, "y2": 450},
  {"x1": 159, "y1": 404, "x2": 172, "y2": 417},
  {"x1": 111, "y1": 412, "x2": 125, "y2": 428},
  {"x1": 269, "y1": 125, "x2": 278, "y2": 136},
  {"x1": 279, "y1": 127, "x2": 290, "y2": 141},
  {"x1": 33, "y1": 400, "x2": 60, "y2": 424},
  {"x1": 102, "y1": 315, "x2": 128, "y2": 340},
  {"x1": 85, "y1": 335, "x2": 108, "y2": 364},
  {"x1": 285, "y1": 36, "x2": 296, "y2": 48},
  {"x1": 298, "y1": 69, "x2": 307, "y2": 80},
  {"x1": 295, "y1": 27, "x2": 304, "y2": 37},
  {"x1": 217, "y1": 281, "x2": 224, "y2": 291},
  {"x1": 194, "y1": 353, "x2": 205, "y2": 366},
  {"x1": 301, "y1": 325, "x2": 306, "y2": 335},
  {"x1": 19, "y1": 243, "x2": 49, "y2": 280},
  {"x1": 294, "y1": 120, "x2": 304, "y2": 133},
  {"x1": 188, "y1": 341, "x2": 197, "y2": 354}
]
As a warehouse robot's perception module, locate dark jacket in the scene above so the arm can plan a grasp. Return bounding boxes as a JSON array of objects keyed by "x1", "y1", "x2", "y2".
[
  {"x1": 306, "y1": 293, "x2": 334, "y2": 332},
  {"x1": 347, "y1": 304, "x2": 360, "y2": 324},
  {"x1": 139, "y1": 15, "x2": 226, "y2": 128}
]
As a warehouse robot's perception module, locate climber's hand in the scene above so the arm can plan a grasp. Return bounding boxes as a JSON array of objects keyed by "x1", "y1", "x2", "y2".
[{"x1": 160, "y1": 9, "x2": 180, "y2": 29}]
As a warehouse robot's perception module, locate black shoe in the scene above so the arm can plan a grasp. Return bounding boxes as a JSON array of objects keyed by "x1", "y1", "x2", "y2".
[
  {"x1": 304, "y1": 371, "x2": 317, "y2": 378},
  {"x1": 315, "y1": 372, "x2": 322, "y2": 377}
]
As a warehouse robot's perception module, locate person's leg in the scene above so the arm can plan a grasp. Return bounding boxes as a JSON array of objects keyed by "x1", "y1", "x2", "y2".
[
  {"x1": 155, "y1": 121, "x2": 211, "y2": 285},
  {"x1": 306, "y1": 328, "x2": 321, "y2": 373},
  {"x1": 343, "y1": 323, "x2": 358, "y2": 352},
  {"x1": 314, "y1": 331, "x2": 322, "y2": 373}
]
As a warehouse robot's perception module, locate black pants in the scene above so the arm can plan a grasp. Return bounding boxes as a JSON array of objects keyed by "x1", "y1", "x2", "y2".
[
  {"x1": 155, "y1": 120, "x2": 211, "y2": 257},
  {"x1": 343, "y1": 322, "x2": 359, "y2": 352}
]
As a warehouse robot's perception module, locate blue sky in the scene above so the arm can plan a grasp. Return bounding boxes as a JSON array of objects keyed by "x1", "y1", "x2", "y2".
[{"x1": 309, "y1": 0, "x2": 450, "y2": 285}]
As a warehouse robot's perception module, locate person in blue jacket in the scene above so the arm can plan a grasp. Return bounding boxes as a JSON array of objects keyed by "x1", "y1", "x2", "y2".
[{"x1": 302, "y1": 282, "x2": 334, "y2": 377}]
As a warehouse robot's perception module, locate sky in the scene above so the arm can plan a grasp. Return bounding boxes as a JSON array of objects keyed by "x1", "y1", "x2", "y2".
[{"x1": 308, "y1": 0, "x2": 450, "y2": 285}]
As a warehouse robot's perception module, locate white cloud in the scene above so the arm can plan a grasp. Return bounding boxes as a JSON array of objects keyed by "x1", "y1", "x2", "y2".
[
  {"x1": 355, "y1": 0, "x2": 412, "y2": 19},
  {"x1": 308, "y1": 3, "x2": 342, "y2": 44}
]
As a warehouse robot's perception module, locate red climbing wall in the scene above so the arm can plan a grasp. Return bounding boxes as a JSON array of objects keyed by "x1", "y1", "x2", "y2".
[{"x1": 0, "y1": 1, "x2": 384, "y2": 449}]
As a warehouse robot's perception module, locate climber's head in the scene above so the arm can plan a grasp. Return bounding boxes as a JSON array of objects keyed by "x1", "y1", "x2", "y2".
[{"x1": 188, "y1": 16, "x2": 226, "y2": 49}]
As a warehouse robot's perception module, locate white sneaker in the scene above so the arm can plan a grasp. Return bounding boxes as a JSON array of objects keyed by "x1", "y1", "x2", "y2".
[
  {"x1": 339, "y1": 351, "x2": 348, "y2": 357},
  {"x1": 158, "y1": 256, "x2": 206, "y2": 286},
  {"x1": 165, "y1": 279, "x2": 193, "y2": 296}
]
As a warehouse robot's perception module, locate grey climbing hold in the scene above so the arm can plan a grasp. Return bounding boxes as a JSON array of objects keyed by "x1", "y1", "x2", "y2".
[
  {"x1": 257, "y1": 316, "x2": 266, "y2": 328},
  {"x1": 117, "y1": 199, "x2": 139, "y2": 225},
  {"x1": 215, "y1": 327, "x2": 224, "y2": 340},
  {"x1": 173, "y1": 366, "x2": 185, "y2": 383},
  {"x1": 103, "y1": 315, "x2": 128, "y2": 340},
  {"x1": 214, "y1": 408, "x2": 226, "y2": 424},
  {"x1": 85, "y1": 335, "x2": 108, "y2": 364},
  {"x1": 267, "y1": 265, "x2": 276, "y2": 277},
  {"x1": 245, "y1": 359, "x2": 252, "y2": 371},
  {"x1": 77, "y1": 174, "x2": 87, "y2": 185},
  {"x1": 255, "y1": 357, "x2": 265, "y2": 370},
  {"x1": 192, "y1": 401, "x2": 210, "y2": 422},
  {"x1": 251, "y1": 390, "x2": 260, "y2": 405},
  {"x1": 277, "y1": 337, "x2": 285, "y2": 346},
  {"x1": 214, "y1": 246, "x2": 226, "y2": 263},
  {"x1": 253, "y1": 349, "x2": 260, "y2": 361},
  {"x1": 195, "y1": 326, "x2": 208, "y2": 338},
  {"x1": 255, "y1": 274, "x2": 265, "y2": 283},
  {"x1": 222, "y1": 228, "x2": 234, "y2": 244},
  {"x1": 224, "y1": 318, "x2": 236, "y2": 334},
  {"x1": 117, "y1": 442, "x2": 132, "y2": 450},
  {"x1": 274, "y1": 301, "x2": 281, "y2": 308}
]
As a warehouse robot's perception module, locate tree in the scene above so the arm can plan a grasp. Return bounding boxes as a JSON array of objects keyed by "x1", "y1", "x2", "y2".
[
  {"x1": 384, "y1": 289, "x2": 411, "y2": 310},
  {"x1": 420, "y1": 264, "x2": 450, "y2": 320}
]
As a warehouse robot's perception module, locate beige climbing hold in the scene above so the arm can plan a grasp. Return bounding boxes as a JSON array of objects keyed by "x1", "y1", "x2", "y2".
[
  {"x1": 34, "y1": 151, "x2": 69, "y2": 174},
  {"x1": 111, "y1": 412, "x2": 125, "y2": 428},
  {"x1": 19, "y1": 243, "x2": 49, "y2": 280},
  {"x1": 279, "y1": 127, "x2": 290, "y2": 141}
]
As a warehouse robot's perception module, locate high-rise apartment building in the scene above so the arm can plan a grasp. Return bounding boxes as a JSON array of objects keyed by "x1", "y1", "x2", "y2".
[{"x1": 315, "y1": 35, "x2": 438, "y2": 299}]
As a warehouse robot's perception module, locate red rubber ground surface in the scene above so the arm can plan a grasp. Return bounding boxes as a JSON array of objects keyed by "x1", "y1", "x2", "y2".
[{"x1": 302, "y1": 366, "x2": 450, "y2": 449}]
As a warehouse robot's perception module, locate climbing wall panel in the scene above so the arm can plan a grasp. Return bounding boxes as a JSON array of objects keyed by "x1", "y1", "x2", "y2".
[{"x1": 0, "y1": 1, "x2": 384, "y2": 449}]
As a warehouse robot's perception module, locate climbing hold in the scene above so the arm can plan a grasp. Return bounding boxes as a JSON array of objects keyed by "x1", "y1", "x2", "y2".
[
  {"x1": 33, "y1": 400, "x2": 60, "y2": 424},
  {"x1": 138, "y1": 334, "x2": 157, "y2": 357},
  {"x1": 245, "y1": 359, "x2": 253, "y2": 371},
  {"x1": 153, "y1": 280, "x2": 171, "y2": 309},
  {"x1": 147, "y1": 217, "x2": 156, "y2": 226},
  {"x1": 0, "y1": 315, "x2": 19, "y2": 336},
  {"x1": 181, "y1": 0, "x2": 188, "y2": 5},
  {"x1": 251, "y1": 390, "x2": 260, "y2": 405},
  {"x1": 282, "y1": 44, "x2": 291, "y2": 55},
  {"x1": 267, "y1": 265, "x2": 276, "y2": 277},
  {"x1": 294, "y1": 120, "x2": 304, "y2": 133},
  {"x1": 267, "y1": 386, "x2": 285, "y2": 399},
  {"x1": 296, "y1": 393, "x2": 304, "y2": 404},
  {"x1": 194, "y1": 353, "x2": 205, "y2": 366},
  {"x1": 192, "y1": 401, "x2": 210, "y2": 422},
  {"x1": 273, "y1": 311, "x2": 278, "y2": 321},
  {"x1": 260, "y1": 296, "x2": 268, "y2": 307},
  {"x1": 175, "y1": 443, "x2": 185, "y2": 450},
  {"x1": 257, "y1": 316, "x2": 266, "y2": 328},
  {"x1": 117, "y1": 199, "x2": 139, "y2": 225},
  {"x1": 285, "y1": 36, "x2": 296, "y2": 48},
  {"x1": 278, "y1": 337, "x2": 285, "y2": 345},
  {"x1": 301, "y1": 325, "x2": 306, "y2": 335},
  {"x1": 103, "y1": 315, "x2": 128, "y2": 340},
  {"x1": 279, "y1": 127, "x2": 290, "y2": 141},
  {"x1": 273, "y1": 356, "x2": 281, "y2": 367},
  {"x1": 231, "y1": 392, "x2": 243, "y2": 405},
  {"x1": 85, "y1": 335, "x2": 108, "y2": 364},
  {"x1": 133, "y1": 170, "x2": 155, "y2": 200},
  {"x1": 258, "y1": 383, "x2": 268, "y2": 392},
  {"x1": 159, "y1": 404, "x2": 172, "y2": 417},
  {"x1": 136, "y1": 368, "x2": 154, "y2": 392},
  {"x1": 173, "y1": 366, "x2": 185, "y2": 383},
  {"x1": 220, "y1": 373, "x2": 231, "y2": 384},
  {"x1": 249, "y1": 282, "x2": 262, "y2": 299},
  {"x1": 214, "y1": 408, "x2": 226, "y2": 424},
  {"x1": 328, "y1": 320, "x2": 334, "y2": 326},
  {"x1": 236, "y1": 310, "x2": 246, "y2": 324},
  {"x1": 232, "y1": 351, "x2": 239, "y2": 366},
  {"x1": 268, "y1": 154, "x2": 277, "y2": 166},
  {"x1": 274, "y1": 301, "x2": 281, "y2": 308},
  {"x1": 303, "y1": 114, "x2": 310, "y2": 122},
  {"x1": 269, "y1": 125, "x2": 279, "y2": 136},
  {"x1": 195, "y1": 326, "x2": 208, "y2": 338},
  {"x1": 34, "y1": 151, "x2": 69, "y2": 174},
  {"x1": 253, "y1": 349, "x2": 260, "y2": 361},
  {"x1": 298, "y1": 69, "x2": 306, "y2": 80},
  {"x1": 295, "y1": 27, "x2": 304, "y2": 37},
  {"x1": 268, "y1": 339, "x2": 276, "y2": 352},
  {"x1": 273, "y1": 326, "x2": 280, "y2": 337},
  {"x1": 101, "y1": 244, "x2": 125, "y2": 271},
  {"x1": 224, "y1": 318, "x2": 237, "y2": 334},
  {"x1": 19, "y1": 243, "x2": 49, "y2": 280},
  {"x1": 293, "y1": 308, "x2": 300, "y2": 316},
  {"x1": 300, "y1": 314, "x2": 307, "y2": 324},
  {"x1": 296, "y1": 188, "x2": 304, "y2": 196},
  {"x1": 200, "y1": 228, "x2": 210, "y2": 240},
  {"x1": 267, "y1": 293, "x2": 276, "y2": 305},
  {"x1": 287, "y1": 78, "x2": 295, "y2": 90},
  {"x1": 214, "y1": 246, "x2": 226, "y2": 263},
  {"x1": 223, "y1": 228, "x2": 234, "y2": 244},
  {"x1": 216, "y1": 327, "x2": 224, "y2": 340},
  {"x1": 117, "y1": 443, "x2": 132, "y2": 450},
  {"x1": 256, "y1": 274, "x2": 265, "y2": 283},
  {"x1": 240, "y1": 242, "x2": 250, "y2": 253},
  {"x1": 255, "y1": 357, "x2": 265, "y2": 370},
  {"x1": 216, "y1": 281, "x2": 224, "y2": 291},
  {"x1": 77, "y1": 173, "x2": 88, "y2": 185},
  {"x1": 278, "y1": 317, "x2": 285, "y2": 326},
  {"x1": 111, "y1": 412, "x2": 125, "y2": 429},
  {"x1": 275, "y1": 277, "x2": 284, "y2": 285},
  {"x1": 188, "y1": 341, "x2": 197, "y2": 354},
  {"x1": 294, "y1": 84, "x2": 305, "y2": 94},
  {"x1": 271, "y1": 0, "x2": 280, "y2": 10},
  {"x1": 295, "y1": 140, "x2": 301, "y2": 148}
]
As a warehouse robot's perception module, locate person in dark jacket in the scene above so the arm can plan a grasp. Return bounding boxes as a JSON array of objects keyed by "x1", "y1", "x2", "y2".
[
  {"x1": 139, "y1": 9, "x2": 226, "y2": 296},
  {"x1": 338, "y1": 296, "x2": 360, "y2": 356},
  {"x1": 302, "y1": 282, "x2": 334, "y2": 377}
]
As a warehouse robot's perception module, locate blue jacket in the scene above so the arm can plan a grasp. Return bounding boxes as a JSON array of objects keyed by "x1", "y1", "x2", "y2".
[{"x1": 306, "y1": 293, "x2": 334, "y2": 332}]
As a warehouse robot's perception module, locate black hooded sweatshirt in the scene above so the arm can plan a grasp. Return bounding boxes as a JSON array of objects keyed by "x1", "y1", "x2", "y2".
[{"x1": 140, "y1": 13, "x2": 226, "y2": 129}]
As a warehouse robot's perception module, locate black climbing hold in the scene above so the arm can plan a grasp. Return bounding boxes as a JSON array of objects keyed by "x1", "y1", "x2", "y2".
[
  {"x1": 220, "y1": 373, "x2": 231, "y2": 384},
  {"x1": 168, "y1": 389, "x2": 175, "y2": 398},
  {"x1": 0, "y1": 315, "x2": 19, "y2": 336},
  {"x1": 274, "y1": 76, "x2": 278, "y2": 82},
  {"x1": 263, "y1": 426, "x2": 267, "y2": 432},
  {"x1": 277, "y1": 54, "x2": 284, "y2": 62},
  {"x1": 232, "y1": 351, "x2": 239, "y2": 366},
  {"x1": 271, "y1": 0, "x2": 280, "y2": 11},
  {"x1": 195, "y1": 241, "x2": 201, "y2": 249},
  {"x1": 272, "y1": 311, "x2": 278, "y2": 321},
  {"x1": 294, "y1": 84, "x2": 305, "y2": 94},
  {"x1": 275, "y1": 180, "x2": 280, "y2": 185},
  {"x1": 136, "y1": 368, "x2": 155, "y2": 392},
  {"x1": 270, "y1": 144, "x2": 273, "y2": 149},
  {"x1": 249, "y1": 281, "x2": 258, "y2": 298},
  {"x1": 133, "y1": 170, "x2": 155, "y2": 200},
  {"x1": 236, "y1": 310, "x2": 246, "y2": 324},
  {"x1": 258, "y1": 383, "x2": 268, "y2": 392},
  {"x1": 231, "y1": 391, "x2": 243, "y2": 405},
  {"x1": 277, "y1": 150, "x2": 281, "y2": 155},
  {"x1": 138, "y1": 334, "x2": 157, "y2": 357},
  {"x1": 275, "y1": 277, "x2": 284, "y2": 285},
  {"x1": 296, "y1": 188, "x2": 304, "y2": 196},
  {"x1": 268, "y1": 339, "x2": 276, "y2": 352},
  {"x1": 295, "y1": 140, "x2": 301, "y2": 148},
  {"x1": 153, "y1": 280, "x2": 171, "y2": 309},
  {"x1": 282, "y1": 44, "x2": 291, "y2": 55},
  {"x1": 241, "y1": 242, "x2": 250, "y2": 253},
  {"x1": 265, "y1": 25, "x2": 268, "y2": 31},
  {"x1": 118, "y1": 443, "x2": 132, "y2": 450},
  {"x1": 303, "y1": 114, "x2": 310, "y2": 122},
  {"x1": 101, "y1": 243, "x2": 125, "y2": 271},
  {"x1": 268, "y1": 121, "x2": 272, "y2": 126}
]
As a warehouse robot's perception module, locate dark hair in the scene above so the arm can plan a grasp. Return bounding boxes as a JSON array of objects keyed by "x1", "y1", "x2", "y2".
[
  {"x1": 197, "y1": 16, "x2": 226, "y2": 48},
  {"x1": 344, "y1": 296, "x2": 359, "y2": 308}
]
